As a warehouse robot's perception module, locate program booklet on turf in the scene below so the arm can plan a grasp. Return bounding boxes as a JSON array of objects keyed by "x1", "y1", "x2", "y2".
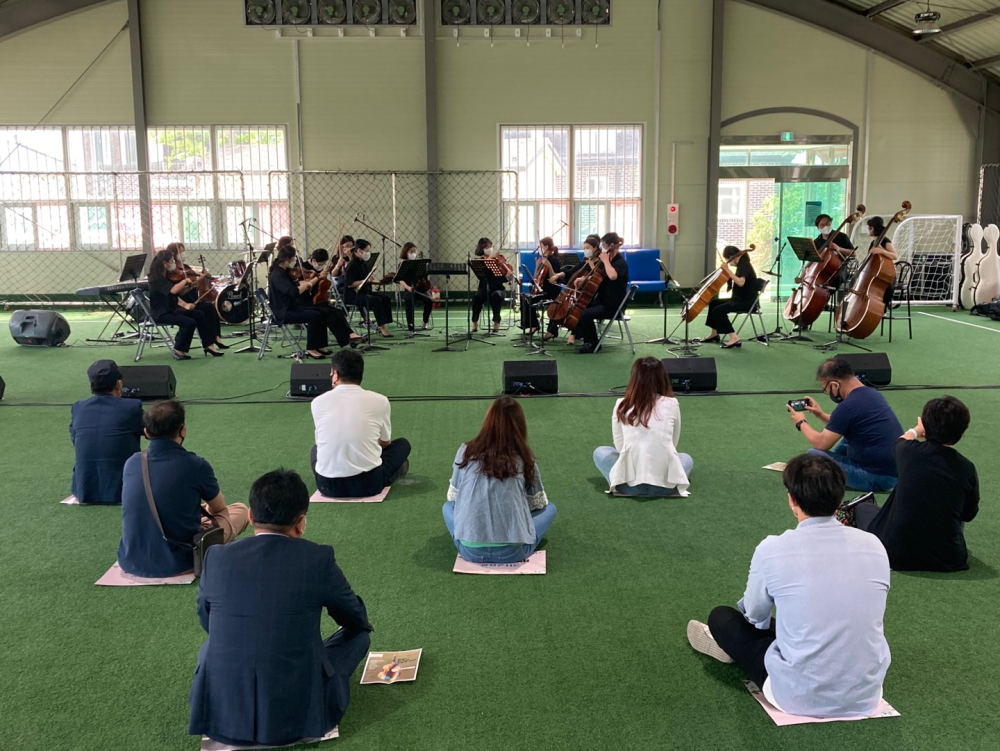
[{"x1": 360, "y1": 649, "x2": 423, "y2": 685}]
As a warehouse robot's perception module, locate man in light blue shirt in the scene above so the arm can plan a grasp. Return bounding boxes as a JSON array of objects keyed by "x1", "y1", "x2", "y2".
[{"x1": 687, "y1": 453, "x2": 891, "y2": 718}]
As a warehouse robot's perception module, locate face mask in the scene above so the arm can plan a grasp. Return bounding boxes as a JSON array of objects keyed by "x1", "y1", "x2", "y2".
[
  {"x1": 583, "y1": 248, "x2": 593, "y2": 259},
  {"x1": 484, "y1": 248, "x2": 494, "y2": 256},
  {"x1": 826, "y1": 382, "x2": 844, "y2": 404},
  {"x1": 362, "y1": 251, "x2": 371, "y2": 262},
  {"x1": 820, "y1": 226, "x2": 832, "y2": 236},
  {"x1": 166, "y1": 262, "x2": 177, "y2": 271},
  {"x1": 408, "y1": 252, "x2": 417, "y2": 260}
]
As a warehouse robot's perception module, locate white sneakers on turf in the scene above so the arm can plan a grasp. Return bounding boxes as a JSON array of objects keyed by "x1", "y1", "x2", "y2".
[{"x1": 687, "y1": 620, "x2": 734, "y2": 663}]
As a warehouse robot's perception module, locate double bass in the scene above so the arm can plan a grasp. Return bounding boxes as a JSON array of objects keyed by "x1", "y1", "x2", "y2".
[
  {"x1": 836, "y1": 201, "x2": 911, "y2": 339},
  {"x1": 681, "y1": 245, "x2": 755, "y2": 323},
  {"x1": 783, "y1": 204, "x2": 866, "y2": 327}
]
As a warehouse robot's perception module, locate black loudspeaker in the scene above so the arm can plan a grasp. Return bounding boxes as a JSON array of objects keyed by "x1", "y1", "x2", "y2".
[
  {"x1": 502, "y1": 360, "x2": 558, "y2": 395},
  {"x1": 837, "y1": 352, "x2": 892, "y2": 386},
  {"x1": 8, "y1": 310, "x2": 71, "y2": 347},
  {"x1": 118, "y1": 365, "x2": 176, "y2": 401},
  {"x1": 661, "y1": 357, "x2": 717, "y2": 392},
  {"x1": 290, "y1": 363, "x2": 332, "y2": 398}
]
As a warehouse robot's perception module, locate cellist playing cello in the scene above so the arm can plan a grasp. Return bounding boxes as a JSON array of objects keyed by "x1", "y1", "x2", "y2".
[
  {"x1": 573, "y1": 232, "x2": 630, "y2": 354},
  {"x1": 701, "y1": 245, "x2": 758, "y2": 349}
]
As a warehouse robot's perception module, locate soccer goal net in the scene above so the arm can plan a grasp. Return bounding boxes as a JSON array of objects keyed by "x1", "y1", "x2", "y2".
[{"x1": 848, "y1": 214, "x2": 963, "y2": 306}]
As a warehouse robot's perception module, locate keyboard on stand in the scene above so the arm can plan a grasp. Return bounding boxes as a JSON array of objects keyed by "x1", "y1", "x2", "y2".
[{"x1": 76, "y1": 280, "x2": 149, "y2": 297}]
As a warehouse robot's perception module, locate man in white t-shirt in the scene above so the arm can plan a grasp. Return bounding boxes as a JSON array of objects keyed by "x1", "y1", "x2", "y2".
[{"x1": 310, "y1": 350, "x2": 411, "y2": 498}]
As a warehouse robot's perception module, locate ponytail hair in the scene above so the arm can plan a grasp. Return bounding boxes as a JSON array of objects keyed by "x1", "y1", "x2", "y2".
[
  {"x1": 539, "y1": 237, "x2": 557, "y2": 254},
  {"x1": 602, "y1": 232, "x2": 624, "y2": 248}
]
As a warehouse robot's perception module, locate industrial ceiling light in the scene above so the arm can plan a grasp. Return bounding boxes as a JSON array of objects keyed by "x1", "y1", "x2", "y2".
[{"x1": 912, "y1": 2, "x2": 941, "y2": 37}]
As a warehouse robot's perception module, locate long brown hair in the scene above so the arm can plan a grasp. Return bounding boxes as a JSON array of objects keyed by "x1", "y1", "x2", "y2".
[
  {"x1": 458, "y1": 396, "x2": 536, "y2": 487},
  {"x1": 148, "y1": 249, "x2": 175, "y2": 282},
  {"x1": 616, "y1": 357, "x2": 674, "y2": 428},
  {"x1": 539, "y1": 237, "x2": 557, "y2": 254},
  {"x1": 399, "y1": 242, "x2": 417, "y2": 260}
]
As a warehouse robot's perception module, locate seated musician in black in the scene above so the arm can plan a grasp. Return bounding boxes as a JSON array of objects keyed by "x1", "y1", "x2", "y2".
[
  {"x1": 330, "y1": 235, "x2": 354, "y2": 298},
  {"x1": 471, "y1": 237, "x2": 508, "y2": 334},
  {"x1": 521, "y1": 237, "x2": 563, "y2": 339},
  {"x1": 147, "y1": 249, "x2": 224, "y2": 360},
  {"x1": 396, "y1": 242, "x2": 432, "y2": 333},
  {"x1": 561, "y1": 234, "x2": 602, "y2": 346},
  {"x1": 267, "y1": 245, "x2": 363, "y2": 359},
  {"x1": 345, "y1": 239, "x2": 395, "y2": 338},
  {"x1": 813, "y1": 214, "x2": 855, "y2": 291},
  {"x1": 864, "y1": 216, "x2": 899, "y2": 308},
  {"x1": 573, "y1": 232, "x2": 630, "y2": 355},
  {"x1": 299, "y1": 248, "x2": 331, "y2": 305},
  {"x1": 166, "y1": 242, "x2": 228, "y2": 350},
  {"x1": 703, "y1": 246, "x2": 758, "y2": 349}
]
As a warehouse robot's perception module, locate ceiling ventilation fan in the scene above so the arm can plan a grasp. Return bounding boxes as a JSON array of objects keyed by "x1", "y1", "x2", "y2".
[
  {"x1": 282, "y1": 1, "x2": 312, "y2": 24},
  {"x1": 546, "y1": 1, "x2": 576, "y2": 25},
  {"x1": 442, "y1": 0, "x2": 472, "y2": 24},
  {"x1": 510, "y1": 0, "x2": 540, "y2": 24},
  {"x1": 317, "y1": 0, "x2": 349, "y2": 23},
  {"x1": 477, "y1": 0, "x2": 505, "y2": 25},
  {"x1": 581, "y1": 0, "x2": 609, "y2": 25},
  {"x1": 353, "y1": 0, "x2": 383, "y2": 24},
  {"x1": 388, "y1": 0, "x2": 416, "y2": 24},
  {"x1": 246, "y1": 0, "x2": 277, "y2": 24}
]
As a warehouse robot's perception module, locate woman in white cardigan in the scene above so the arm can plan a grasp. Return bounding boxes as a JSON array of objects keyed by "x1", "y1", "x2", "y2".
[{"x1": 593, "y1": 357, "x2": 693, "y2": 497}]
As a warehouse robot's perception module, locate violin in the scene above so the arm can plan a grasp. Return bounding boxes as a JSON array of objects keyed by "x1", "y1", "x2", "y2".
[
  {"x1": 532, "y1": 252, "x2": 551, "y2": 294},
  {"x1": 312, "y1": 260, "x2": 333, "y2": 305},
  {"x1": 681, "y1": 245, "x2": 755, "y2": 323},
  {"x1": 836, "y1": 201, "x2": 910, "y2": 340},
  {"x1": 784, "y1": 205, "x2": 866, "y2": 327},
  {"x1": 193, "y1": 255, "x2": 219, "y2": 305}
]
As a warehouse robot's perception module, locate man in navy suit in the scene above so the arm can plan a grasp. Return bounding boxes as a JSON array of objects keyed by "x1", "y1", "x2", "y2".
[
  {"x1": 189, "y1": 469, "x2": 373, "y2": 747},
  {"x1": 69, "y1": 360, "x2": 143, "y2": 504}
]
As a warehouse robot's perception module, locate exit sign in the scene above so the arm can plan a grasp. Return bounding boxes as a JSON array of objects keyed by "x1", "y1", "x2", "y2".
[{"x1": 781, "y1": 131, "x2": 794, "y2": 142}]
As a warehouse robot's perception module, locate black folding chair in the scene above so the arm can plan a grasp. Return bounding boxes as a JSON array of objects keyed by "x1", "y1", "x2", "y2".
[{"x1": 594, "y1": 284, "x2": 638, "y2": 354}]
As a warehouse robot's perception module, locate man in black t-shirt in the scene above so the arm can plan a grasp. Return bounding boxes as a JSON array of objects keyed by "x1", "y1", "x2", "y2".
[
  {"x1": 704, "y1": 246, "x2": 758, "y2": 349},
  {"x1": 573, "y1": 233, "x2": 630, "y2": 354},
  {"x1": 855, "y1": 396, "x2": 980, "y2": 572}
]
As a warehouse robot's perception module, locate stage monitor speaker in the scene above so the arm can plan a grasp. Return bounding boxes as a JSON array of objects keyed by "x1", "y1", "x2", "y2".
[
  {"x1": 502, "y1": 360, "x2": 558, "y2": 395},
  {"x1": 836, "y1": 352, "x2": 891, "y2": 386},
  {"x1": 290, "y1": 362, "x2": 332, "y2": 398},
  {"x1": 661, "y1": 357, "x2": 717, "y2": 392},
  {"x1": 8, "y1": 310, "x2": 71, "y2": 347},
  {"x1": 118, "y1": 365, "x2": 176, "y2": 401}
]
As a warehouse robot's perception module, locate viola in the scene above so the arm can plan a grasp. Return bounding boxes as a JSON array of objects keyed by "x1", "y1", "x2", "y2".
[
  {"x1": 784, "y1": 205, "x2": 866, "y2": 327},
  {"x1": 193, "y1": 255, "x2": 219, "y2": 305},
  {"x1": 682, "y1": 245, "x2": 755, "y2": 323},
  {"x1": 836, "y1": 201, "x2": 911, "y2": 340},
  {"x1": 312, "y1": 260, "x2": 333, "y2": 305}
]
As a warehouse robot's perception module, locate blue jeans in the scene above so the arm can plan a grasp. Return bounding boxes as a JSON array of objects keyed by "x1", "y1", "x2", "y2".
[
  {"x1": 592, "y1": 447, "x2": 693, "y2": 497},
  {"x1": 808, "y1": 439, "x2": 897, "y2": 492},
  {"x1": 442, "y1": 501, "x2": 556, "y2": 564}
]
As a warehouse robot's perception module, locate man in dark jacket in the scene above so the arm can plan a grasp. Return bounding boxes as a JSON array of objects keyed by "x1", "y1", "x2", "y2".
[
  {"x1": 69, "y1": 360, "x2": 143, "y2": 504},
  {"x1": 189, "y1": 469, "x2": 373, "y2": 747}
]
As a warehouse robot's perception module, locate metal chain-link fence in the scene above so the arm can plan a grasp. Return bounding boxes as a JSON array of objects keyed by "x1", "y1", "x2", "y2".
[
  {"x1": 0, "y1": 169, "x2": 518, "y2": 304},
  {"x1": 979, "y1": 163, "x2": 1000, "y2": 227},
  {"x1": 267, "y1": 170, "x2": 519, "y2": 273}
]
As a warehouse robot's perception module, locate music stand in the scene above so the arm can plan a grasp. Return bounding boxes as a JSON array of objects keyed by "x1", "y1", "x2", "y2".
[
  {"x1": 429, "y1": 262, "x2": 468, "y2": 353},
  {"x1": 780, "y1": 237, "x2": 824, "y2": 343},
  {"x1": 350, "y1": 262, "x2": 390, "y2": 353},
  {"x1": 395, "y1": 258, "x2": 432, "y2": 339},
  {"x1": 665, "y1": 288, "x2": 702, "y2": 358},
  {"x1": 462, "y1": 258, "x2": 505, "y2": 349},
  {"x1": 234, "y1": 249, "x2": 272, "y2": 354},
  {"x1": 646, "y1": 259, "x2": 679, "y2": 345}
]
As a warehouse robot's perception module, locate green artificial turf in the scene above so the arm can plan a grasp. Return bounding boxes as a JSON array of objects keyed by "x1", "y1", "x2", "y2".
[{"x1": 1, "y1": 304, "x2": 998, "y2": 750}]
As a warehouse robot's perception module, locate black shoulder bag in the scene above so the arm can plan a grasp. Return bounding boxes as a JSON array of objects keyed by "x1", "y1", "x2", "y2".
[{"x1": 140, "y1": 450, "x2": 225, "y2": 577}]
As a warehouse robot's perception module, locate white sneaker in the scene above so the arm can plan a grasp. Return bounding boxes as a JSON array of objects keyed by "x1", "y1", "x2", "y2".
[{"x1": 687, "y1": 620, "x2": 734, "y2": 663}]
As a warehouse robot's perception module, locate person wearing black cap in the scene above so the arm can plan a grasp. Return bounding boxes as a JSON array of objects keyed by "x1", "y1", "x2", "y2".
[{"x1": 68, "y1": 360, "x2": 144, "y2": 505}]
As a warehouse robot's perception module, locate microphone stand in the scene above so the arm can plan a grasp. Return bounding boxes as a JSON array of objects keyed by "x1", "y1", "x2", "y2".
[
  {"x1": 645, "y1": 259, "x2": 679, "y2": 345},
  {"x1": 354, "y1": 214, "x2": 402, "y2": 324},
  {"x1": 233, "y1": 218, "x2": 267, "y2": 354},
  {"x1": 767, "y1": 238, "x2": 795, "y2": 342}
]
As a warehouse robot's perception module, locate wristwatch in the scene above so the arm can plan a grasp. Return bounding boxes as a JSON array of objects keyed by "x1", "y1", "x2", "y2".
[{"x1": 795, "y1": 419, "x2": 807, "y2": 431}]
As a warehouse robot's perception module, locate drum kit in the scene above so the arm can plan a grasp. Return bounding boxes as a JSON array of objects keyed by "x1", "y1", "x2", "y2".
[{"x1": 213, "y1": 259, "x2": 252, "y2": 325}]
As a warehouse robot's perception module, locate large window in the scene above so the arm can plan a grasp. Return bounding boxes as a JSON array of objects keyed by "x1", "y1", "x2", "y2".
[
  {"x1": 501, "y1": 124, "x2": 642, "y2": 249},
  {"x1": 0, "y1": 125, "x2": 287, "y2": 251}
]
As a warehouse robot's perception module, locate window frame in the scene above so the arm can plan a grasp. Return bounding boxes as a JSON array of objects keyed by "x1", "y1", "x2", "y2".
[
  {"x1": 499, "y1": 123, "x2": 644, "y2": 250},
  {"x1": 717, "y1": 183, "x2": 746, "y2": 220}
]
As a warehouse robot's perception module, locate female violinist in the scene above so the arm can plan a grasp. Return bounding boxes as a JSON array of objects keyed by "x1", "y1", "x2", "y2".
[
  {"x1": 330, "y1": 235, "x2": 354, "y2": 298},
  {"x1": 471, "y1": 237, "x2": 509, "y2": 334},
  {"x1": 148, "y1": 249, "x2": 224, "y2": 359},
  {"x1": 521, "y1": 237, "x2": 563, "y2": 338},
  {"x1": 572, "y1": 232, "x2": 629, "y2": 354},
  {"x1": 396, "y1": 242, "x2": 432, "y2": 333},
  {"x1": 165, "y1": 242, "x2": 228, "y2": 350},
  {"x1": 345, "y1": 239, "x2": 395, "y2": 338},
  {"x1": 702, "y1": 245, "x2": 758, "y2": 349},
  {"x1": 267, "y1": 245, "x2": 364, "y2": 359}
]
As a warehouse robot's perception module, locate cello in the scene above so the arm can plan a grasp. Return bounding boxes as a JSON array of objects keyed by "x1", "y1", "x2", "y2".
[
  {"x1": 681, "y1": 245, "x2": 755, "y2": 323},
  {"x1": 784, "y1": 205, "x2": 866, "y2": 327},
  {"x1": 836, "y1": 201, "x2": 911, "y2": 340}
]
